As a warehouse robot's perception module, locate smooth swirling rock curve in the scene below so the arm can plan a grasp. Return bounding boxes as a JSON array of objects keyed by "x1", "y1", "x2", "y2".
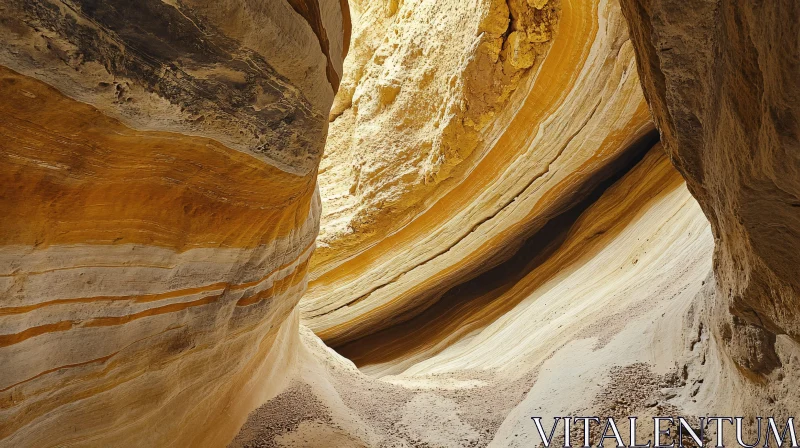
[
  {"x1": 0, "y1": 0, "x2": 347, "y2": 446},
  {"x1": 2, "y1": 0, "x2": 799, "y2": 446},
  {"x1": 305, "y1": 0, "x2": 656, "y2": 352}
]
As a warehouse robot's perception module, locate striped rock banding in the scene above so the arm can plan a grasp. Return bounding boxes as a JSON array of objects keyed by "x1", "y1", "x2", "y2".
[
  {"x1": 306, "y1": 0, "x2": 657, "y2": 349},
  {"x1": 238, "y1": 0, "x2": 798, "y2": 445},
  {"x1": 3, "y1": 0, "x2": 799, "y2": 445},
  {"x1": 0, "y1": 0, "x2": 348, "y2": 446}
]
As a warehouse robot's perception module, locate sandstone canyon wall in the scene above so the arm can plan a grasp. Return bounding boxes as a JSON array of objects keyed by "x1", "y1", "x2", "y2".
[
  {"x1": 1, "y1": 0, "x2": 799, "y2": 446},
  {"x1": 0, "y1": 1, "x2": 347, "y2": 446},
  {"x1": 620, "y1": 0, "x2": 800, "y2": 380},
  {"x1": 237, "y1": 144, "x2": 723, "y2": 447},
  {"x1": 255, "y1": 0, "x2": 795, "y2": 444},
  {"x1": 305, "y1": 0, "x2": 658, "y2": 350}
]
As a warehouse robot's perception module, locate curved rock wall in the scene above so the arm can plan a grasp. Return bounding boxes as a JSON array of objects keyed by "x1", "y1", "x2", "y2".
[
  {"x1": 236, "y1": 144, "x2": 724, "y2": 447},
  {"x1": 337, "y1": 144, "x2": 714, "y2": 376},
  {"x1": 619, "y1": 0, "x2": 800, "y2": 376},
  {"x1": 238, "y1": 0, "x2": 800, "y2": 444},
  {"x1": 306, "y1": 0, "x2": 656, "y2": 349},
  {"x1": 0, "y1": 1, "x2": 347, "y2": 446},
  {"x1": 2, "y1": 0, "x2": 797, "y2": 445},
  {"x1": 317, "y1": 0, "x2": 560, "y2": 263}
]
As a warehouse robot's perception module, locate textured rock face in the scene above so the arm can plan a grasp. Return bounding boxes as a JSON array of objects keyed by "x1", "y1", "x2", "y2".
[
  {"x1": 230, "y1": 0, "x2": 797, "y2": 444},
  {"x1": 306, "y1": 0, "x2": 658, "y2": 349},
  {"x1": 336, "y1": 145, "x2": 714, "y2": 376},
  {"x1": 619, "y1": 0, "x2": 800, "y2": 375},
  {"x1": 317, "y1": 0, "x2": 559, "y2": 262},
  {"x1": 2, "y1": 0, "x2": 797, "y2": 445},
  {"x1": 0, "y1": 1, "x2": 346, "y2": 446}
]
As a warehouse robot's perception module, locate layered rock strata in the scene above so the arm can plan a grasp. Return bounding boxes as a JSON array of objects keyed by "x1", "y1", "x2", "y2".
[
  {"x1": 317, "y1": 0, "x2": 560, "y2": 261},
  {"x1": 2, "y1": 0, "x2": 799, "y2": 445},
  {"x1": 0, "y1": 0, "x2": 347, "y2": 446},
  {"x1": 305, "y1": 0, "x2": 657, "y2": 349},
  {"x1": 237, "y1": 143, "x2": 727, "y2": 447}
]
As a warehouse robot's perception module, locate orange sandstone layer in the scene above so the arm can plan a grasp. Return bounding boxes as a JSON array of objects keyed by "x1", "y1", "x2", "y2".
[
  {"x1": 0, "y1": 68, "x2": 315, "y2": 250},
  {"x1": 305, "y1": 0, "x2": 656, "y2": 350},
  {"x1": 0, "y1": 0, "x2": 347, "y2": 446}
]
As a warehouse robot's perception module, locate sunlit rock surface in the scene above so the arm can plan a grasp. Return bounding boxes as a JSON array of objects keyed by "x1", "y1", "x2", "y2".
[
  {"x1": 0, "y1": 0, "x2": 347, "y2": 446},
  {"x1": 305, "y1": 0, "x2": 657, "y2": 349},
  {"x1": 240, "y1": 145, "x2": 726, "y2": 447},
  {"x1": 316, "y1": 0, "x2": 559, "y2": 261},
  {"x1": 244, "y1": 0, "x2": 796, "y2": 445},
  {"x1": 2, "y1": 0, "x2": 798, "y2": 446}
]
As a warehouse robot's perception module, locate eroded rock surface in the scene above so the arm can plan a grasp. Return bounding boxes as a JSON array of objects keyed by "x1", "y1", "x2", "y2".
[
  {"x1": 0, "y1": 1, "x2": 347, "y2": 446},
  {"x1": 305, "y1": 0, "x2": 657, "y2": 349},
  {"x1": 619, "y1": 0, "x2": 800, "y2": 377},
  {"x1": 239, "y1": 143, "x2": 723, "y2": 448},
  {"x1": 2, "y1": 0, "x2": 799, "y2": 446},
  {"x1": 317, "y1": 0, "x2": 560, "y2": 261}
]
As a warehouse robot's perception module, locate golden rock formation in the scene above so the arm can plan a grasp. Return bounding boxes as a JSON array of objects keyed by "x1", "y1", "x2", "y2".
[
  {"x1": 235, "y1": 143, "x2": 720, "y2": 447},
  {"x1": 318, "y1": 0, "x2": 559, "y2": 263},
  {"x1": 2, "y1": 0, "x2": 798, "y2": 446},
  {"x1": 0, "y1": 0, "x2": 347, "y2": 446},
  {"x1": 306, "y1": 0, "x2": 656, "y2": 349}
]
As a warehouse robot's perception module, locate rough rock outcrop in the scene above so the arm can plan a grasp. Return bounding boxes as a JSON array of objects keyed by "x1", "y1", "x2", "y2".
[
  {"x1": 0, "y1": 1, "x2": 347, "y2": 446},
  {"x1": 317, "y1": 0, "x2": 559, "y2": 260},
  {"x1": 619, "y1": 0, "x2": 800, "y2": 377}
]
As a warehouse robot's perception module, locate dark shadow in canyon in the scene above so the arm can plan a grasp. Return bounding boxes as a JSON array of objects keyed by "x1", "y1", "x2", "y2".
[{"x1": 333, "y1": 128, "x2": 662, "y2": 371}]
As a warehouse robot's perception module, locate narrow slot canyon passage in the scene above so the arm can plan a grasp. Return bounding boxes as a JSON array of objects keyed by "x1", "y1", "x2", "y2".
[{"x1": 0, "y1": 0, "x2": 798, "y2": 447}]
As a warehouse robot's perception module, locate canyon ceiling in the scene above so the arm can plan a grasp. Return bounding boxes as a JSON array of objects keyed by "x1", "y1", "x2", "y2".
[{"x1": 0, "y1": 0, "x2": 798, "y2": 447}]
